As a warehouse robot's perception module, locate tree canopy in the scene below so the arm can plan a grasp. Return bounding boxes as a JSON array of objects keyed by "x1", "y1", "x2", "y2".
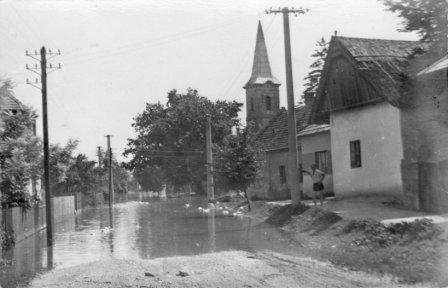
[
  {"x1": 382, "y1": 0, "x2": 448, "y2": 55},
  {"x1": 302, "y1": 37, "x2": 329, "y2": 106},
  {"x1": 125, "y1": 88, "x2": 243, "y2": 192}
]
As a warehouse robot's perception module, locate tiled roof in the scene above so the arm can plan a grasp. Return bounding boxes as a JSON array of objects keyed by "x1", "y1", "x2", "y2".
[
  {"x1": 339, "y1": 37, "x2": 424, "y2": 106},
  {"x1": 0, "y1": 83, "x2": 24, "y2": 111},
  {"x1": 245, "y1": 21, "x2": 280, "y2": 87},
  {"x1": 337, "y1": 37, "x2": 421, "y2": 58},
  {"x1": 255, "y1": 105, "x2": 311, "y2": 151},
  {"x1": 312, "y1": 36, "x2": 426, "y2": 121}
]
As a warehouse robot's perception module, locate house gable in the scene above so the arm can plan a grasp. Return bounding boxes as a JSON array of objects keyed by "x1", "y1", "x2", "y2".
[{"x1": 311, "y1": 36, "x2": 424, "y2": 123}]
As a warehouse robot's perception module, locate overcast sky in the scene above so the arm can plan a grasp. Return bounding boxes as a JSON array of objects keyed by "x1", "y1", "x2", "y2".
[{"x1": 0, "y1": 0, "x2": 418, "y2": 161}]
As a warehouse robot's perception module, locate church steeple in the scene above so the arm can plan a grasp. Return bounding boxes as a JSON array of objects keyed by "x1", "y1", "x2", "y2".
[
  {"x1": 245, "y1": 21, "x2": 280, "y2": 87},
  {"x1": 244, "y1": 21, "x2": 280, "y2": 130}
]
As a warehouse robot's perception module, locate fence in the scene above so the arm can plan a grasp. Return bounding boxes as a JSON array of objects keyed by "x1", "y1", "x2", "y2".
[{"x1": 1, "y1": 195, "x2": 75, "y2": 243}]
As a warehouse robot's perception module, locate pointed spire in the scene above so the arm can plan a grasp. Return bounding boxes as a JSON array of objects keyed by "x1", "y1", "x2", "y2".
[{"x1": 245, "y1": 21, "x2": 280, "y2": 87}]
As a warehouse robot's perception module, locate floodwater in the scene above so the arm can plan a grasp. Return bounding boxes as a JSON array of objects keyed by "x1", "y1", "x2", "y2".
[{"x1": 0, "y1": 195, "x2": 300, "y2": 288}]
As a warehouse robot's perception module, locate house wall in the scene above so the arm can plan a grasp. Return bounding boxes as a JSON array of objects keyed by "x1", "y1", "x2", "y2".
[
  {"x1": 300, "y1": 131, "x2": 333, "y2": 197},
  {"x1": 400, "y1": 74, "x2": 448, "y2": 212},
  {"x1": 330, "y1": 102, "x2": 403, "y2": 198},
  {"x1": 265, "y1": 149, "x2": 291, "y2": 200}
]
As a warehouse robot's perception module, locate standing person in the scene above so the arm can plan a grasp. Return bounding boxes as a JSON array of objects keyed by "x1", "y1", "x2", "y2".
[{"x1": 303, "y1": 164, "x2": 326, "y2": 206}]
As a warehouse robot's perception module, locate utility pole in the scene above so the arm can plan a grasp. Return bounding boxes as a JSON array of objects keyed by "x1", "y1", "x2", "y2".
[
  {"x1": 266, "y1": 7, "x2": 308, "y2": 203},
  {"x1": 97, "y1": 146, "x2": 102, "y2": 167},
  {"x1": 26, "y1": 47, "x2": 62, "y2": 247},
  {"x1": 205, "y1": 115, "x2": 214, "y2": 203},
  {"x1": 105, "y1": 135, "x2": 114, "y2": 210}
]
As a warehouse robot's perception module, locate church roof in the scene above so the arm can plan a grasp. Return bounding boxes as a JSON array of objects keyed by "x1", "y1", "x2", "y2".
[
  {"x1": 245, "y1": 21, "x2": 280, "y2": 88},
  {"x1": 255, "y1": 105, "x2": 311, "y2": 151},
  {"x1": 0, "y1": 82, "x2": 24, "y2": 111}
]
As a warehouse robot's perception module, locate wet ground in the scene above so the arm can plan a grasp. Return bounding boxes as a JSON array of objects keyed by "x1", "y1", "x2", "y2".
[{"x1": 0, "y1": 196, "x2": 301, "y2": 288}]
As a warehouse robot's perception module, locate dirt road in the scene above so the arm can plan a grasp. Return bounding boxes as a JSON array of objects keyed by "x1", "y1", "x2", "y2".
[{"x1": 29, "y1": 251, "x2": 432, "y2": 288}]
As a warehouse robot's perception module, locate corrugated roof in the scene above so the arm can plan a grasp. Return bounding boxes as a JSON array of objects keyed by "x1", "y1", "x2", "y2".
[
  {"x1": 255, "y1": 106, "x2": 311, "y2": 151},
  {"x1": 0, "y1": 83, "x2": 24, "y2": 111},
  {"x1": 245, "y1": 21, "x2": 280, "y2": 87}
]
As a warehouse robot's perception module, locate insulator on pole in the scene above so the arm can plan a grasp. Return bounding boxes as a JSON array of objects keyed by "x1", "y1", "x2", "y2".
[
  {"x1": 26, "y1": 64, "x2": 29, "y2": 69},
  {"x1": 58, "y1": 63, "x2": 62, "y2": 68},
  {"x1": 26, "y1": 78, "x2": 29, "y2": 84},
  {"x1": 49, "y1": 63, "x2": 53, "y2": 68},
  {"x1": 26, "y1": 50, "x2": 29, "y2": 56},
  {"x1": 58, "y1": 49, "x2": 61, "y2": 55}
]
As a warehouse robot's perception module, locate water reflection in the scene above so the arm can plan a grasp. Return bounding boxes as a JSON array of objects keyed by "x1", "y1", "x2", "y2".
[{"x1": 0, "y1": 196, "x2": 303, "y2": 288}]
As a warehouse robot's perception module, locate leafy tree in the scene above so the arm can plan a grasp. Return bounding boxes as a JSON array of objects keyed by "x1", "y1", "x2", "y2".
[
  {"x1": 382, "y1": 0, "x2": 448, "y2": 55},
  {"x1": 302, "y1": 37, "x2": 328, "y2": 106},
  {"x1": 125, "y1": 88, "x2": 242, "y2": 192},
  {"x1": 0, "y1": 100, "x2": 41, "y2": 208},
  {"x1": 216, "y1": 127, "x2": 260, "y2": 209},
  {"x1": 49, "y1": 139, "x2": 79, "y2": 195}
]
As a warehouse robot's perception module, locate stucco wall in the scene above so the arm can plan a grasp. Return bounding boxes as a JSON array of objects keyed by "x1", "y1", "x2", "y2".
[
  {"x1": 330, "y1": 102, "x2": 403, "y2": 198},
  {"x1": 265, "y1": 149, "x2": 291, "y2": 200},
  {"x1": 400, "y1": 73, "x2": 448, "y2": 211},
  {"x1": 300, "y1": 131, "x2": 333, "y2": 197}
]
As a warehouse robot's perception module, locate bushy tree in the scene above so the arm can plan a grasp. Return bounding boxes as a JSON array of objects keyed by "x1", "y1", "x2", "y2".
[
  {"x1": 0, "y1": 82, "x2": 41, "y2": 208},
  {"x1": 125, "y1": 88, "x2": 242, "y2": 192},
  {"x1": 216, "y1": 127, "x2": 260, "y2": 209},
  {"x1": 302, "y1": 37, "x2": 328, "y2": 106},
  {"x1": 382, "y1": 0, "x2": 448, "y2": 55}
]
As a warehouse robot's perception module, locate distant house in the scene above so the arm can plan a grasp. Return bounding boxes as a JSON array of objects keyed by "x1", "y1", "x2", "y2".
[
  {"x1": 312, "y1": 35, "x2": 448, "y2": 212},
  {"x1": 244, "y1": 22, "x2": 333, "y2": 200}
]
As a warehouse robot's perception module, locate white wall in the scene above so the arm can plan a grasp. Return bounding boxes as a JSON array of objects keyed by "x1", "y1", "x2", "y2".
[
  {"x1": 300, "y1": 131, "x2": 333, "y2": 197},
  {"x1": 330, "y1": 102, "x2": 403, "y2": 198}
]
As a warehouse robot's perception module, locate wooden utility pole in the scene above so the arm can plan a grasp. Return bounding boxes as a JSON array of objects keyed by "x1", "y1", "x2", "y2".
[
  {"x1": 97, "y1": 146, "x2": 102, "y2": 167},
  {"x1": 26, "y1": 47, "x2": 62, "y2": 247},
  {"x1": 266, "y1": 7, "x2": 308, "y2": 203},
  {"x1": 40, "y1": 47, "x2": 53, "y2": 245},
  {"x1": 105, "y1": 135, "x2": 114, "y2": 210},
  {"x1": 205, "y1": 115, "x2": 214, "y2": 203}
]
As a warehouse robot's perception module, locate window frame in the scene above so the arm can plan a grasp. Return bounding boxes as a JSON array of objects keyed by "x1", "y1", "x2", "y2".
[
  {"x1": 265, "y1": 96, "x2": 272, "y2": 111},
  {"x1": 350, "y1": 140, "x2": 362, "y2": 168},
  {"x1": 279, "y1": 165, "x2": 286, "y2": 184},
  {"x1": 315, "y1": 150, "x2": 331, "y2": 172}
]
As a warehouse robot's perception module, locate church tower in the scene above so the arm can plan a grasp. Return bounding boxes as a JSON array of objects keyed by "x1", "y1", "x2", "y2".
[{"x1": 244, "y1": 21, "x2": 280, "y2": 130}]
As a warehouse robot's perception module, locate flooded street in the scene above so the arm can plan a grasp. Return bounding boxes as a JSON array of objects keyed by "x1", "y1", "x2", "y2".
[{"x1": 0, "y1": 196, "x2": 299, "y2": 288}]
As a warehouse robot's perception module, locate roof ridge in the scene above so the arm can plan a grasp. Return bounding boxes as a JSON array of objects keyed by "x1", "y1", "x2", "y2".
[{"x1": 335, "y1": 35, "x2": 419, "y2": 43}]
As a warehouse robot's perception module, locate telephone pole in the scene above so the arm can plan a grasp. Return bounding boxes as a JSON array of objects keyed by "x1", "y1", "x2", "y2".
[
  {"x1": 97, "y1": 146, "x2": 102, "y2": 167},
  {"x1": 26, "y1": 47, "x2": 62, "y2": 247},
  {"x1": 205, "y1": 115, "x2": 214, "y2": 203},
  {"x1": 266, "y1": 7, "x2": 308, "y2": 203},
  {"x1": 105, "y1": 135, "x2": 114, "y2": 211}
]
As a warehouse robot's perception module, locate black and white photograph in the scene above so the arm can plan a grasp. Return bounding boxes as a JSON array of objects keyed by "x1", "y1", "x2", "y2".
[{"x1": 0, "y1": 0, "x2": 447, "y2": 287}]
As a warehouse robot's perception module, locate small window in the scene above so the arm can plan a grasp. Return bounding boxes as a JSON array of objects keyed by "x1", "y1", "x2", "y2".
[
  {"x1": 279, "y1": 165, "x2": 286, "y2": 184},
  {"x1": 315, "y1": 150, "x2": 331, "y2": 172},
  {"x1": 350, "y1": 140, "x2": 361, "y2": 168},
  {"x1": 11, "y1": 109, "x2": 17, "y2": 115},
  {"x1": 266, "y1": 96, "x2": 272, "y2": 111},
  {"x1": 250, "y1": 98, "x2": 254, "y2": 111}
]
